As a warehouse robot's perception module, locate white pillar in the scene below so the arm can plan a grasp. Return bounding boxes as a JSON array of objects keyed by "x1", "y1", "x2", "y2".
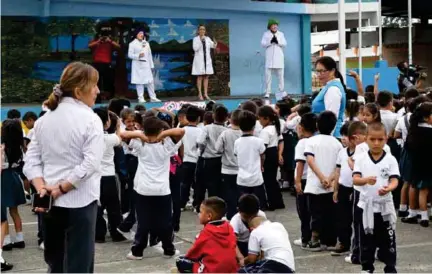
[
  {"x1": 358, "y1": 0, "x2": 363, "y2": 80},
  {"x1": 338, "y1": 0, "x2": 346, "y2": 76},
  {"x1": 408, "y1": 0, "x2": 413, "y2": 64},
  {"x1": 378, "y1": 0, "x2": 383, "y2": 60}
]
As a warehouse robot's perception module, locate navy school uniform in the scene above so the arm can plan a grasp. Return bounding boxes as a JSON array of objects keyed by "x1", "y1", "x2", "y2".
[{"x1": 170, "y1": 155, "x2": 182, "y2": 232}]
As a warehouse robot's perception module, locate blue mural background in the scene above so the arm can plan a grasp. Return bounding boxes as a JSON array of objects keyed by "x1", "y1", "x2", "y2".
[{"x1": 1, "y1": 16, "x2": 230, "y2": 103}]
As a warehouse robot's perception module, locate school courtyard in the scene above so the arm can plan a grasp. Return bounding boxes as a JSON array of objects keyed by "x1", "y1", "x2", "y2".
[{"x1": 5, "y1": 192, "x2": 432, "y2": 273}]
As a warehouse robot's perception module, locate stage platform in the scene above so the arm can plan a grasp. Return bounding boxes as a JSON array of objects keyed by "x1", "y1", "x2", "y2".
[{"x1": 1, "y1": 95, "x2": 304, "y2": 121}]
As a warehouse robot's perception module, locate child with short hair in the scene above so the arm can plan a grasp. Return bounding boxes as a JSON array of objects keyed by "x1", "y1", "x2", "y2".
[
  {"x1": 195, "y1": 105, "x2": 228, "y2": 212},
  {"x1": 230, "y1": 194, "x2": 266, "y2": 262},
  {"x1": 353, "y1": 122, "x2": 399, "y2": 273},
  {"x1": 293, "y1": 113, "x2": 317, "y2": 249},
  {"x1": 122, "y1": 117, "x2": 184, "y2": 260},
  {"x1": 180, "y1": 106, "x2": 202, "y2": 211},
  {"x1": 241, "y1": 100, "x2": 262, "y2": 137},
  {"x1": 240, "y1": 216, "x2": 295, "y2": 273},
  {"x1": 331, "y1": 122, "x2": 366, "y2": 256},
  {"x1": 258, "y1": 106, "x2": 285, "y2": 210},
  {"x1": 234, "y1": 111, "x2": 267, "y2": 209},
  {"x1": 304, "y1": 111, "x2": 342, "y2": 251},
  {"x1": 176, "y1": 197, "x2": 238, "y2": 273},
  {"x1": 93, "y1": 107, "x2": 125, "y2": 243},
  {"x1": 215, "y1": 109, "x2": 243, "y2": 219},
  {"x1": 22, "y1": 112, "x2": 37, "y2": 139},
  {"x1": 117, "y1": 108, "x2": 138, "y2": 238}
]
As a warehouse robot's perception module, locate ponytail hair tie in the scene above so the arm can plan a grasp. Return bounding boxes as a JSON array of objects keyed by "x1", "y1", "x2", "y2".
[{"x1": 53, "y1": 84, "x2": 63, "y2": 97}]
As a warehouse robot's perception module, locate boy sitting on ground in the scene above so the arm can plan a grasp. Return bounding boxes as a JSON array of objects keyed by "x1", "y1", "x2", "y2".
[
  {"x1": 176, "y1": 197, "x2": 238, "y2": 273},
  {"x1": 239, "y1": 216, "x2": 296, "y2": 273}
]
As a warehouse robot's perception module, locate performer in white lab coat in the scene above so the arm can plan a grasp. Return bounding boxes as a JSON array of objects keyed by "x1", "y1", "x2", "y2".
[
  {"x1": 192, "y1": 25, "x2": 217, "y2": 101},
  {"x1": 128, "y1": 30, "x2": 160, "y2": 103},
  {"x1": 261, "y1": 19, "x2": 287, "y2": 98}
]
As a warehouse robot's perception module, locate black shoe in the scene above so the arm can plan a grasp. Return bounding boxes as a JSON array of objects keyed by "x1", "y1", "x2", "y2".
[
  {"x1": 12, "y1": 241, "x2": 25, "y2": 248},
  {"x1": 2, "y1": 243, "x2": 13, "y2": 251},
  {"x1": 173, "y1": 225, "x2": 180, "y2": 233},
  {"x1": 304, "y1": 241, "x2": 322, "y2": 252},
  {"x1": 95, "y1": 238, "x2": 106, "y2": 243},
  {"x1": 274, "y1": 204, "x2": 286, "y2": 210},
  {"x1": 112, "y1": 235, "x2": 127, "y2": 242},
  {"x1": 420, "y1": 220, "x2": 429, "y2": 227},
  {"x1": 398, "y1": 210, "x2": 408, "y2": 218},
  {"x1": 330, "y1": 245, "x2": 350, "y2": 256},
  {"x1": 401, "y1": 216, "x2": 418, "y2": 224},
  {"x1": 1, "y1": 262, "x2": 13, "y2": 272}
]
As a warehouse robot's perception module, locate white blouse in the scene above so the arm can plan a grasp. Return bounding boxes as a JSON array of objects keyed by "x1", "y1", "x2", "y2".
[{"x1": 23, "y1": 97, "x2": 104, "y2": 208}]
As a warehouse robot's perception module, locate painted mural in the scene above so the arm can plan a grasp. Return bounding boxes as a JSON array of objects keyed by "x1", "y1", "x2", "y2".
[{"x1": 1, "y1": 17, "x2": 230, "y2": 103}]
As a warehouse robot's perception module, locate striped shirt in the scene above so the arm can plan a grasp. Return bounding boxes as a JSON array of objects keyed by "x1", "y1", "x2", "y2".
[{"x1": 23, "y1": 97, "x2": 104, "y2": 208}]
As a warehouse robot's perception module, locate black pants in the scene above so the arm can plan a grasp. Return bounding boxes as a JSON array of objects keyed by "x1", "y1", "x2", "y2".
[
  {"x1": 195, "y1": 157, "x2": 222, "y2": 212},
  {"x1": 239, "y1": 259, "x2": 295, "y2": 273},
  {"x1": 131, "y1": 193, "x2": 175, "y2": 257},
  {"x1": 237, "y1": 241, "x2": 248, "y2": 257},
  {"x1": 308, "y1": 193, "x2": 337, "y2": 246},
  {"x1": 43, "y1": 201, "x2": 98, "y2": 273},
  {"x1": 352, "y1": 190, "x2": 361, "y2": 263},
  {"x1": 96, "y1": 176, "x2": 124, "y2": 241},
  {"x1": 221, "y1": 174, "x2": 239, "y2": 220},
  {"x1": 359, "y1": 210, "x2": 397, "y2": 273},
  {"x1": 336, "y1": 185, "x2": 353, "y2": 248},
  {"x1": 113, "y1": 146, "x2": 129, "y2": 214},
  {"x1": 238, "y1": 184, "x2": 267, "y2": 211},
  {"x1": 263, "y1": 147, "x2": 285, "y2": 209},
  {"x1": 170, "y1": 172, "x2": 182, "y2": 232},
  {"x1": 387, "y1": 138, "x2": 401, "y2": 209},
  {"x1": 119, "y1": 155, "x2": 138, "y2": 232},
  {"x1": 93, "y1": 62, "x2": 114, "y2": 101},
  {"x1": 296, "y1": 179, "x2": 311, "y2": 245},
  {"x1": 180, "y1": 162, "x2": 197, "y2": 209},
  {"x1": 176, "y1": 256, "x2": 196, "y2": 273}
]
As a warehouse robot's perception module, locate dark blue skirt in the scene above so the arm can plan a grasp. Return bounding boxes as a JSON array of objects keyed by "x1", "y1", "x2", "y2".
[
  {"x1": 1, "y1": 168, "x2": 26, "y2": 208},
  {"x1": 399, "y1": 147, "x2": 413, "y2": 183}
]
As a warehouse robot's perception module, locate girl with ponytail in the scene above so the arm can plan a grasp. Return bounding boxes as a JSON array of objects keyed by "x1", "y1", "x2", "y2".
[
  {"x1": 258, "y1": 105, "x2": 285, "y2": 210},
  {"x1": 403, "y1": 100, "x2": 432, "y2": 227},
  {"x1": 312, "y1": 56, "x2": 347, "y2": 138}
]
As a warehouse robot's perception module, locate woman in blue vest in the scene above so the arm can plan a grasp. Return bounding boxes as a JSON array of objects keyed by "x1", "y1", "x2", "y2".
[{"x1": 312, "y1": 56, "x2": 347, "y2": 138}]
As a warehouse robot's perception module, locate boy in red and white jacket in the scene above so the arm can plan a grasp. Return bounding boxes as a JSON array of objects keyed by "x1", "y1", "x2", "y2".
[{"x1": 176, "y1": 197, "x2": 238, "y2": 273}]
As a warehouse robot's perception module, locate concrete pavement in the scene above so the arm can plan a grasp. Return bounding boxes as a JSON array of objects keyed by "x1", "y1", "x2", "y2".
[{"x1": 4, "y1": 193, "x2": 432, "y2": 273}]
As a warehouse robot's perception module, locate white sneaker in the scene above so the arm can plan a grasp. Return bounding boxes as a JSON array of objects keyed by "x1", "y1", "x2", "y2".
[
  {"x1": 117, "y1": 228, "x2": 135, "y2": 241},
  {"x1": 150, "y1": 98, "x2": 161, "y2": 102},
  {"x1": 281, "y1": 181, "x2": 290, "y2": 189},
  {"x1": 264, "y1": 93, "x2": 270, "y2": 98},
  {"x1": 293, "y1": 239, "x2": 303, "y2": 247},
  {"x1": 126, "y1": 252, "x2": 143, "y2": 260},
  {"x1": 122, "y1": 212, "x2": 129, "y2": 219},
  {"x1": 39, "y1": 242, "x2": 45, "y2": 250},
  {"x1": 345, "y1": 254, "x2": 353, "y2": 264},
  {"x1": 138, "y1": 97, "x2": 146, "y2": 103}
]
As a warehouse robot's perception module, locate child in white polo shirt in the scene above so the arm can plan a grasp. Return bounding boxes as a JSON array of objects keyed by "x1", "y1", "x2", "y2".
[
  {"x1": 240, "y1": 216, "x2": 295, "y2": 273},
  {"x1": 304, "y1": 111, "x2": 343, "y2": 251},
  {"x1": 353, "y1": 122, "x2": 399, "y2": 273},
  {"x1": 293, "y1": 113, "x2": 317, "y2": 249},
  {"x1": 234, "y1": 110, "x2": 267, "y2": 209}
]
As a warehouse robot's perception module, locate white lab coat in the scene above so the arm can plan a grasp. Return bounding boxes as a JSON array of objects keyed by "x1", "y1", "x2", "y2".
[
  {"x1": 128, "y1": 39, "x2": 154, "y2": 85},
  {"x1": 261, "y1": 30, "x2": 286, "y2": 69},
  {"x1": 192, "y1": 36, "x2": 215, "y2": 75}
]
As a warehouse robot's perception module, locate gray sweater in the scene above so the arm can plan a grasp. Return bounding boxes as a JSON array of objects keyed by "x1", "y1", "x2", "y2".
[
  {"x1": 215, "y1": 128, "x2": 242, "y2": 174},
  {"x1": 197, "y1": 123, "x2": 227, "y2": 158}
]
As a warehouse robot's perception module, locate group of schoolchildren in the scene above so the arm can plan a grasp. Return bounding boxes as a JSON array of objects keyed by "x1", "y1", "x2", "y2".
[
  {"x1": 1, "y1": 83, "x2": 432, "y2": 273},
  {"x1": 291, "y1": 86, "x2": 432, "y2": 274}
]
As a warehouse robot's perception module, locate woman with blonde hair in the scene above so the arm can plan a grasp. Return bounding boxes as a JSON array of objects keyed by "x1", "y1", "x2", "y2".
[{"x1": 24, "y1": 62, "x2": 104, "y2": 273}]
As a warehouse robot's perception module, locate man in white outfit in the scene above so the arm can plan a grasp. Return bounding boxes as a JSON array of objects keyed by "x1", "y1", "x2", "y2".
[
  {"x1": 261, "y1": 19, "x2": 287, "y2": 98},
  {"x1": 128, "y1": 30, "x2": 161, "y2": 103}
]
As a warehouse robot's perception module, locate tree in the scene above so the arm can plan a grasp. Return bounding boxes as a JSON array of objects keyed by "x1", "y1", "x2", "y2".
[
  {"x1": 46, "y1": 17, "x2": 65, "y2": 53},
  {"x1": 65, "y1": 17, "x2": 96, "y2": 60},
  {"x1": 382, "y1": 16, "x2": 408, "y2": 28}
]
